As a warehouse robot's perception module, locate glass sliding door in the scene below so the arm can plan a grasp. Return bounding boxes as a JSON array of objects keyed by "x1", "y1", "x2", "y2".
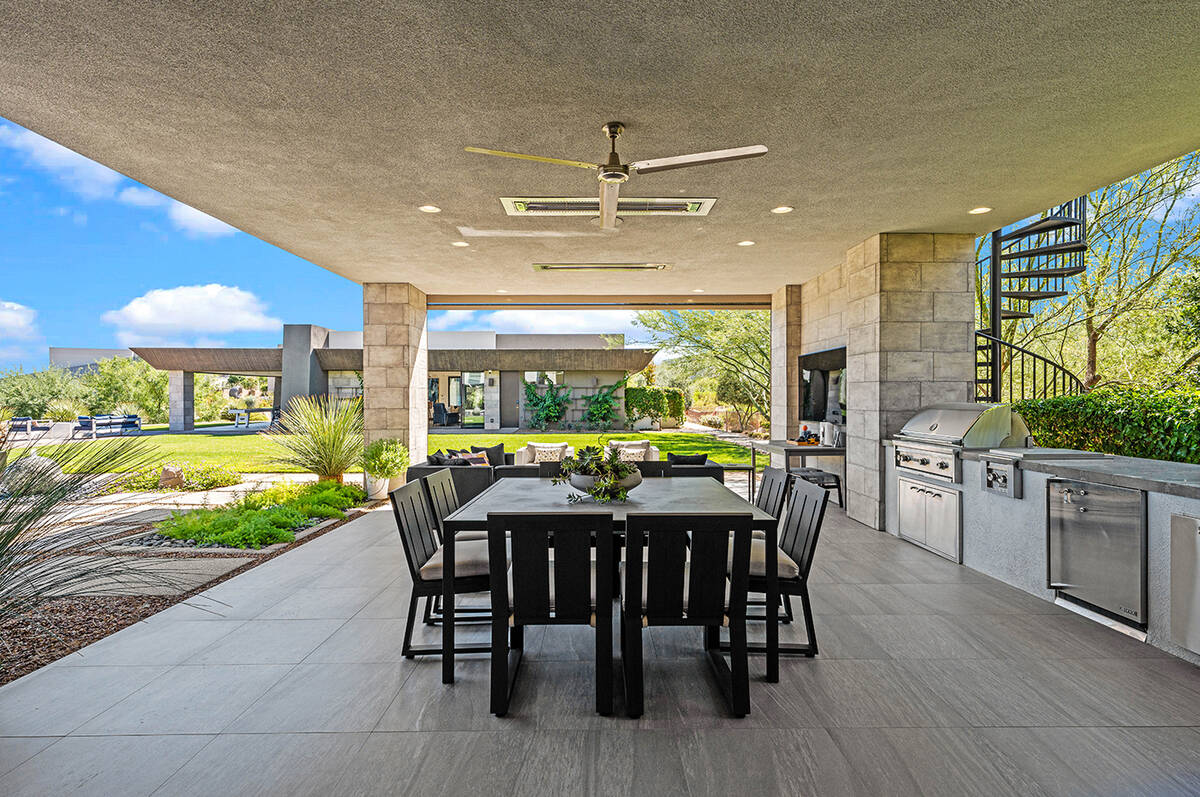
[{"x1": 460, "y1": 372, "x2": 485, "y2": 427}]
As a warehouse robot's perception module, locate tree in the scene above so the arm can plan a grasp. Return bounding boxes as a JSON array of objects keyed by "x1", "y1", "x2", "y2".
[
  {"x1": 996, "y1": 151, "x2": 1200, "y2": 389},
  {"x1": 81, "y1": 357, "x2": 169, "y2": 421},
  {"x1": 0, "y1": 367, "x2": 86, "y2": 417},
  {"x1": 633, "y1": 310, "x2": 771, "y2": 421}
]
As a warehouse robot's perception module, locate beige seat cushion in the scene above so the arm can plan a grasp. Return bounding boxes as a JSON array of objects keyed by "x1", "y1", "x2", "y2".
[
  {"x1": 528, "y1": 442, "x2": 569, "y2": 463},
  {"x1": 419, "y1": 539, "x2": 492, "y2": 580},
  {"x1": 728, "y1": 538, "x2": 801, "y2": 579}
]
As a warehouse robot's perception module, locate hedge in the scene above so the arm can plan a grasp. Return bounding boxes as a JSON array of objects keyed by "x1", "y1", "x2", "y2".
[
  {"x1": 624, "y1": 386, "x2": 685, "y2": 424},
  {"x1": 1014, "y1": 388, "x2": 1200, "y2": 464}
]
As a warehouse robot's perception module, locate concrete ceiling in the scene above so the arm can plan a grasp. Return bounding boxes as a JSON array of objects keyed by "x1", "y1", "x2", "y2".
[{"x1": 1, "y1": 2, "x2": 1197, "y2": 296}]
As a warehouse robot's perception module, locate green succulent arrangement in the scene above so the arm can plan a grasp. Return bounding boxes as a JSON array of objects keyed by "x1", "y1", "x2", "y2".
[{"x1": 552, "y1": 445, "x2": 639, "y2": 504}]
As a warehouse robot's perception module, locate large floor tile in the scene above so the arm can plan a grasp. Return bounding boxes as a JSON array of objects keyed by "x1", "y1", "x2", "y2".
[
  {"x1": 153, "y1": 732, "x2": 369, "y2": 797},
  {"x1": 328, "y1": 730, "x2": 534, "y2": 796},
  {"x1": 73, "y1": 664, "x2": 293, "y2": 734},
  {"x1": 0, "y1": 737, "x2": 58, "y2": 778},
  {"x1": 783, "y1": 659, "x2": 968, "y2": 728},
  {"x1": 0, "y1": 734, "x2": 212, "y2": 797},
  {"x1": 514, "y1": 729, "x2": 689, "y2": 796},
  {"x1": 0, "y1": 665, "x2": 169, "y2": 735},
  {"x1": 187, "y1": 619, "x2": 345, "y2": 664},
  {"x1": 677, "y1": 728, "x2": 862, "y2": 796},
  {"x1": 375, "y1": 659, "x2": 511, "y2": 732},
  {"x1": 59, "y1": 619, "x2": 246, "y2": 666},
  {"x1": 257, "y1": 586, "x2": 385, "y2": 620},
  {"x1": 225, "y1": 661, "x2": 409, "y2": 733},
  {"x1": 303, "y1": 617, "x2": 413, "y2": 663}
]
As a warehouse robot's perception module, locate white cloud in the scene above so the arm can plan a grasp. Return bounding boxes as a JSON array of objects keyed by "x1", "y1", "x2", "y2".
[
  {"x1": 0, "y1": 300, "x2": 38, "y2": 340},
  {"x1": 118, "y1": 186, "x2": 166, "y2": 207},
  {"x1": 428, "y1": 308, "x2": 641, "y2": 338},
  {"x1": 0, "y1": 124, "x2": 122, "y2": 199},
  {"x1": 102, "y1": 284, "x2": 281, "y2": 346}
]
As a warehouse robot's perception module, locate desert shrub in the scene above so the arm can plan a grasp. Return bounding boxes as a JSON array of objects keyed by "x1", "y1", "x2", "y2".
[
  {"x1": 362, "y1": 438, "x2": 410, "y2": 478},
  {"x1": 106, "y1": 462, "x2": 241, "y2": 493},
  {"x1": 699, "y1": 413, "x2": 725, "y2": 429},
  {"x1": 624, "y1": 386, "x2": 668, "y2": 423},
  {"x1": 43, "y1": 398, "x2": 89, "y2": 422},
  {"x1": 110, "y1": 402, "x2": 146, "y2": 418},
  {"x1": 0, "y1": 366, "x2": 86, "y2": 418},
  {"x1": 1014, "y1": 388, "x2": 1200, "y2": 463},
  {"x1": 264, "y1": 396, "x2": 364, "y2": 479},
  {"x1": 155, "y1": 480, "x2": 365, "y2": 548}
]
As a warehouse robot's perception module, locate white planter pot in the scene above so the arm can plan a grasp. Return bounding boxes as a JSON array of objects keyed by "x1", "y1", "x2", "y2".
[
  {"x1": 364, "y1": 474, "x2": 391, "y2": 499},
  {"x1": 388, "y1": 474, "x2": 406, "y2": 492},
  {"x1": 568, "y1": 470, "x2": 643, "y2": 499},
  {"x1": 632, "y1": 417, "x2": 659, "y2": 431}
]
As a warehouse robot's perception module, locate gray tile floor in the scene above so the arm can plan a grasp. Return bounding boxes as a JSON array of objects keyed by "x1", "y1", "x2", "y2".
[{"x1": 3, "y1": 504, "x2": 1200, "y2": 795}]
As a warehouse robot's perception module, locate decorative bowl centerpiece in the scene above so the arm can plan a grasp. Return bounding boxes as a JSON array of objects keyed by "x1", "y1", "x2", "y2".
[{"x1": 553, "y1": 445, "x2": 642, "y2": 504}]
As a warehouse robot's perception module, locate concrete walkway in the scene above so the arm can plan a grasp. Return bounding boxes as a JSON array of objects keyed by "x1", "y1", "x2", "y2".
[{"x1": 3, "y1": 504, "x2": 1200, "y2": 795}]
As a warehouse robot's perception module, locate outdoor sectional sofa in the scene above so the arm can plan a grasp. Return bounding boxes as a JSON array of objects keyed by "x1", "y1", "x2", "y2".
[{"x1": 71, "y1": 414, "x2": 142, "y2": 439}]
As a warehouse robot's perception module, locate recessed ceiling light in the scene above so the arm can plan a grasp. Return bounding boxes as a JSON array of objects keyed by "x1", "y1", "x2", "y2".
[
  {"x1": 451, "y1": 241, "x2": 469, "y2": 247},
  {"x1": 686, "y1": 298, "x2": 695, "y2": 303},
  {"x1": 496, "y1": 289, "x2": 508, "y2": 293},
  {"x1": 968, "y1": 206, "x2": 992, "y2": 215},
  {"x1": 736, "y1": 240, "x2": 756, "y2": 247},
  {"x1": 418, "y1": 205, "x2": 441, "y2": 213},
  {"x1": 692, "y1": 288, "x2": 705, "y2": 293},
  {"x1": 771, "y1": 206, "x2": 794, "y2": 214}
]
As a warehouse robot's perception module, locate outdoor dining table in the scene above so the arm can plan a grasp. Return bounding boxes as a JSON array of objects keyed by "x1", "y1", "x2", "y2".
[{"x1": 440, "y1": 476, "x2": 781, "y2": 685}]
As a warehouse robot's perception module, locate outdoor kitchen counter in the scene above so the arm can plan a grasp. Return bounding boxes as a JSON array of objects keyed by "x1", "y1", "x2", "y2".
[
  {"x1": 884, "y1": 443, "x2": 1200, "y2": 668},
  {"x1": 961, "y1": 448, "x2": 1200, "y2": 501}
]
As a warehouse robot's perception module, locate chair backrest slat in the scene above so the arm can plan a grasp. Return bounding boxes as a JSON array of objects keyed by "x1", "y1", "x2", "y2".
[
  {"x1": 421, "y1": 469, "x2": 460, "y2": 541},
  {"x1": 755, "y1": 467, "x2": 791, "y2": 519},
  {"x1": 778, "y1": 478, "x2": 829, "y2": 579},
  {"x1": 488, "y1": 512, "x2": 613, "y2": 626},
  {"x1": 626, "y1": 513, "x2": 752, "y2": 628},
  {"x1": 389, "y1": 480, "x2": 442, "y2": 582}
]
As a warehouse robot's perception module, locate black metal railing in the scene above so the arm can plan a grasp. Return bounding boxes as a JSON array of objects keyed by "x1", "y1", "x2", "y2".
[{"x1": 975, "y1": 330, "x2": 1084, "y2": 404}]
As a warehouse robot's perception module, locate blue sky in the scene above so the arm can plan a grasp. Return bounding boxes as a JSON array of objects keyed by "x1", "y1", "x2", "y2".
[{"x1": 0, "y1": 117, "x2": 640, "y2": 371}]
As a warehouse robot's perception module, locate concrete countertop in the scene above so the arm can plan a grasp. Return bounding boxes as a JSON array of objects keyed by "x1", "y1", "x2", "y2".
[{"x1": 965, "y1": 447, "x2": 1200, "y2": 500}]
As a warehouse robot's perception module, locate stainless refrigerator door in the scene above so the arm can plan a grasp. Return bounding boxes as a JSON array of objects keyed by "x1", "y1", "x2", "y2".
[{"x1": 1048, "y1": 479, "x2": 1147, "y2": 624}]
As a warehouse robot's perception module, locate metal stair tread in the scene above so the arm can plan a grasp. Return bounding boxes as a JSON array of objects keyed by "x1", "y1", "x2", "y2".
[
  {"x1": 1001, "y1": 290, "x2": 1069, "y2": 300},
  {"x1": 1000, "y1": 264, "x2": 1087, "y2": 279},
  {"x1": 999, "y1": 216, "x2": 1082, "y2": 241},
  {"x1": 999, "y1": 241, "x2": 1088, "y2": 260}
]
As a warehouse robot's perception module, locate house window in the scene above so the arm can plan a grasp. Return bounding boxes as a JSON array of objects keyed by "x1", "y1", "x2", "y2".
[
  {"x1": 428, "y1": 378, "x2": 439, "y2": 402},
  {"x1": 523, "y1": 370, "x2": 564, "y2": 386}
]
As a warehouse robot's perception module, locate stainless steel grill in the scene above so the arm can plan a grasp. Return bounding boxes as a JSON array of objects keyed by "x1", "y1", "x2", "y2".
[{"x1": 892, "y1": 403, "x2": 1030, "y2": 483}]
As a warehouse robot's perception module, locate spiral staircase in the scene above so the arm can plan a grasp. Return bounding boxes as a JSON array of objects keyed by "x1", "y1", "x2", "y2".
[{"x1": 975, "y1": 197, "x2": 1088, "y2": 403}]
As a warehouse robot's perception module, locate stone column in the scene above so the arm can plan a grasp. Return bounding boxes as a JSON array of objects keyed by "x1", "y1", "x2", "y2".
[
  {"x1": 363, "y1": 283, "x2": 429, "y2": 464},
  {"x1": 168, "y1": 371, "x2": 194, "y2": 432},
  {"x1": 770, "y1": 285, "x2": 803, "y2": 445},
  {"x1": 844, "y1": 233, "x2": 976, "y2": 528}
]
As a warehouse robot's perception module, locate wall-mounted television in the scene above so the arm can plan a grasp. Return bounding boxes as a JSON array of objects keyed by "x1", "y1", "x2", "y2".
[{"x1": 799, "y1": 347, "x2": 846, "y2": 425}]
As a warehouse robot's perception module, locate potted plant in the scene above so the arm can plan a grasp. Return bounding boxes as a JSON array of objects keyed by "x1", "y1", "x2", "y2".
[
  {"x1": 362, "y1": 438, "x2": 410, "y2": 499},
  {"x1": 552, "y1": 445, "x2": 642, "y2": 504}
]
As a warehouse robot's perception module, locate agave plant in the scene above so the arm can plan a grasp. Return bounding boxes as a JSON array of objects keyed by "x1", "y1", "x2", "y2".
[
  {"x1": 264, "y1": 396, "x2": 364, "y2": 481},
  {"x1": 0, "y1": 437, "x2": 183, "y2": 622}
]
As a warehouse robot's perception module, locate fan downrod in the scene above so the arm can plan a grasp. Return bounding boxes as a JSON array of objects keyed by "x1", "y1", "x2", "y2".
[{"x1": 599, "y1": 121, "x2": 629, "y2": 183}]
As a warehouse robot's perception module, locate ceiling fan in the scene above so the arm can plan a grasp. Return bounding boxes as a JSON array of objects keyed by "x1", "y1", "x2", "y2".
[{"x1": 465, "y1": 122, "x2": 767, "y2": 230}]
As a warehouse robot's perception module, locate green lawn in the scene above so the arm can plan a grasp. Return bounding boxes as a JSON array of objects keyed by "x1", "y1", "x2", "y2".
[
  {"x1": 34, "y1": 430, "x2": 751, "y2": 473},
  {"x1": 431, "y1": 432, "x2": 754, "y2": 466}
]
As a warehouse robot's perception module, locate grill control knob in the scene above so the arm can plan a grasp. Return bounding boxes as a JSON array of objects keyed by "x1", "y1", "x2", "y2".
[
  {"x1": 918, "y1": 458, "x2": 930, "y2": 466},
  {"x1": 936, "y1": 461, "x2": 949, "y2": 470},
  {"x1": 899, "y1": 454, "x2": 913, "y2": 462}
]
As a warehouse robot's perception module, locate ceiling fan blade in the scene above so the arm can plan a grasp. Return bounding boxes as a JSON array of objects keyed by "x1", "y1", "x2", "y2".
[
  {"x1": 598, "y1": 182, "x2": 620, "y2": 230},
  {"x1": 630, "y1": 144, "x2": 768, "y2": 174},
  {"x1": 464, "y1": 147, "x2": 598, "y2": 170}
]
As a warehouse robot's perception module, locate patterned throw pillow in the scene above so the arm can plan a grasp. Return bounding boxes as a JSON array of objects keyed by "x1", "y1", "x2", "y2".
[
  {"x1": 532, "y1": 446, "x2": 565, "y2": 463},
  {"x1": 615, "y1": 447, "x2": 648, "y2": 462},
  {"x1": 459, "y1": 453, "x2": 490, "y2": 466}
]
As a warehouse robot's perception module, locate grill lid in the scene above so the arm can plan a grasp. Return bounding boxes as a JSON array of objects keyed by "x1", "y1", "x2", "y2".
[{"x1": 896, "y1": 402, "x2": 1029, "y2": 448}]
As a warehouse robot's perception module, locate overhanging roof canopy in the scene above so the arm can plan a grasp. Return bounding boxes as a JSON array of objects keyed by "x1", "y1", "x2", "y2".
[
  {"x1": 132, "y1": 347, "x2": 282, "y2": 376},
  {"x1": 428, "y1": 348, "x2": 656, "y2": 373},
  {"x1": 2, "y1": 2, "x2": 1197, "y2": 295}
]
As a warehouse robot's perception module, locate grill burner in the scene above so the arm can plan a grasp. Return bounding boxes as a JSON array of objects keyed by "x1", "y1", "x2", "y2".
[{"x1": 892, "y1": 403, "x2": 1030, "y2": 483}]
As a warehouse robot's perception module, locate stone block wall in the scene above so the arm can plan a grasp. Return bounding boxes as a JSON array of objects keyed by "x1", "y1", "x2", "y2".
[
  {"x1": 167, "y1": 370, "x2": 193, "y2": 432},
  {"x1": 844, "y1": 233, "x2": 976, "y2": 528},
  {"x1": 800, "y1": 262, "x2": 848, "y2": 354},
  {"x1": 362, "y1": 283, "x2": 429, "y2": 463}
]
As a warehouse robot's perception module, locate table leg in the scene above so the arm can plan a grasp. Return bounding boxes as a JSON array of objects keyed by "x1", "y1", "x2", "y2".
[
  {"x1": 442, "y1": 528, "x2": 455, "y2": 684},
  {"x1": 766, "y1": 523, "x2": 779, "y2": 683}
]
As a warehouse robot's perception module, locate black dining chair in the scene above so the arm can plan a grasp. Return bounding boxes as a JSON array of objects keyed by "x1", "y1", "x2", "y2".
[
  {"x1": 728, "y1": 477, "x2": 829, "y2": 658},
  {"x1": 486, "y1": 511, "x2": 615, "y2": 716},
  {"x1": 389, "y1": 480, "x2": 496, "y2": 658},
  {"x1": 635, "y1": 460, "x2": 672, "y2": 478},
  {"x1": 537, "y1": 461, "x2": 563, "y2": 478},
  {"x1": 622, "y1": 512, "x2": 753, "y2": 718},
  {"x1": 754, "y1": 466, "x2": 792, "y2": 519},
  {"x1": 790, "y1": 466, "x2": 844, "y2": 507},
  {"x1": 419, "y1": 469, "x2": 488, "y2": 625}
]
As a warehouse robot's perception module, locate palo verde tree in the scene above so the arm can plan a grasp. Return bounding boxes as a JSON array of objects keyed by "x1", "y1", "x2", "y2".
[
  {"x1": 633, "y1": 309, "x2": 771, "y2": 421},
  {"x1": 990, "y1": 151, "x2": 1200, "y2": 389}
]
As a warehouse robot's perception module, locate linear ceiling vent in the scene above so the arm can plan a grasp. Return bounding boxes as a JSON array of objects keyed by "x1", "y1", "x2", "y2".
[
  {"x1": 501, "y1": 197, "x2": 715, "y2": 217},
  {"x1": 533, "y1": 263, "x2": 672, "y2": 272}
]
